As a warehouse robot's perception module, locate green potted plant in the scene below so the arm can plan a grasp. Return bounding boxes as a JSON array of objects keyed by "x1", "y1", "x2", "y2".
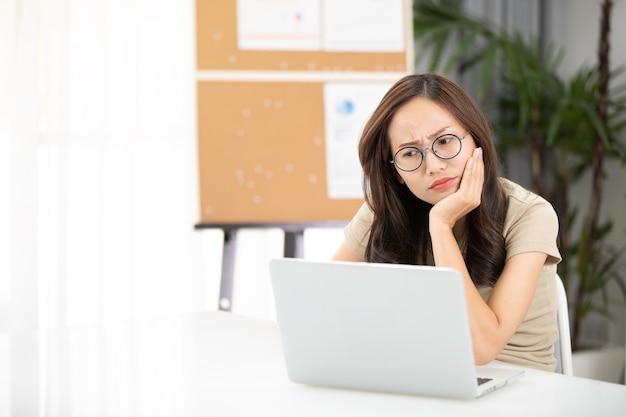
[{"x1": 412, "y1": 0, "x2": 626, "y2": 356}]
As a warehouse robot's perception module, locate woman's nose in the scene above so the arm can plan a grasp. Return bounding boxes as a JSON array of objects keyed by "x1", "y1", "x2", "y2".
[{"x1": 423, "y1": 150, "x2": 445, "y2": 173}]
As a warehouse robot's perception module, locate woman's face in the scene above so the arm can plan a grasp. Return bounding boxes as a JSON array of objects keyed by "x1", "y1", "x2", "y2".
[{"x1": 387, "y1": 97, "x2": 477, "y2": 205}]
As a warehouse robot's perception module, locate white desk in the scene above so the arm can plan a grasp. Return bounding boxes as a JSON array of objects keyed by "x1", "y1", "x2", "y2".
[{"x1": 1, "y1": 311, "x2": 625, "y2": 417}]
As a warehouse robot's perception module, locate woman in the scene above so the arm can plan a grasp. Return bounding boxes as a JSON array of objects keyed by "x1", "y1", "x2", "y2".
[{"x1": 332, "y1": 73, "x2": 561, "y2": 372}]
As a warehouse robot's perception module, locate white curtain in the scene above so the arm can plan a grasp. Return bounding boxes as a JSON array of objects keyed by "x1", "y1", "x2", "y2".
[{"x1": 1, "y1": 0, "x2": 211, "y2": 329}]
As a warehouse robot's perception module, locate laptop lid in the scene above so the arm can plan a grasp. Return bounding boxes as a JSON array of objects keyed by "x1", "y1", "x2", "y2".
[{"x1": 269, "y1": 258, "x2": 523, "y2": 399}]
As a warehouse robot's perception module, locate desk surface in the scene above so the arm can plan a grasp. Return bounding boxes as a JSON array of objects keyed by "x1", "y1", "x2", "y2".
[{"x1": 1, "y1": 311, "x2": 625, "y2": 417}]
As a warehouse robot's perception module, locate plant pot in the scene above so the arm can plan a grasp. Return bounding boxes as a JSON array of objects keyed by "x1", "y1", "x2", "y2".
[{"x1": 572, "y1": 345, "x2": 625, "y2": 383}]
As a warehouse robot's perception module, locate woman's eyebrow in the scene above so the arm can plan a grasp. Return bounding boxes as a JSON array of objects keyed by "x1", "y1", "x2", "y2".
[
  {"x1": 427, "y1": 126, "x2": 450, "y2": 140},
  {"x1": 396, "y1": 126, "x2": 451, "y2": 148}
]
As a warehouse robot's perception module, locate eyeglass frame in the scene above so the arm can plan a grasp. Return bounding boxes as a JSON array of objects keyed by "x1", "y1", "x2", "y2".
[{"x1": 389, "y1": 131, "x2": 471, "y2": 172}]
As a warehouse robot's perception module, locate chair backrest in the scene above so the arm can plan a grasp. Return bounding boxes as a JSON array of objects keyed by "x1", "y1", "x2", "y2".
[{"x1": 554, "y1": 274, "x2": 573, "y2": 375}]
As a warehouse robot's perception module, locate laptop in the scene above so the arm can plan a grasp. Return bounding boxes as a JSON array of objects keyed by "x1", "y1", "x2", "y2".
[{"x1": 268, "y1": 258, "x2": 524, "y2": 400}]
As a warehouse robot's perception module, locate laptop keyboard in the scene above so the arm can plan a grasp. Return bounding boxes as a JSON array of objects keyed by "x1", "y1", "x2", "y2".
[{"x1": 477, "y1": 377, "x2": 493, "y2": 386}]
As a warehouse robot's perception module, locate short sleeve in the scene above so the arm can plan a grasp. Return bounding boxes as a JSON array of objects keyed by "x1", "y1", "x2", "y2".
[{"x1": 502, "y1": 180, "x2": 561, "y2": 265}]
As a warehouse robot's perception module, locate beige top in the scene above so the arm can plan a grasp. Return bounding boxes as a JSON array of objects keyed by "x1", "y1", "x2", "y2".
[{"x1": 344, "y1": 178, "x2": 562, "y2": 371}]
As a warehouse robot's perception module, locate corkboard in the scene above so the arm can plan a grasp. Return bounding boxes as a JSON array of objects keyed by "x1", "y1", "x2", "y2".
[
  {"x1": 197, "y1": 80, "x2": 364, "y2": 223},
  {"x1": 195, "y1": 0, "x2": 412, "y2": 224}
]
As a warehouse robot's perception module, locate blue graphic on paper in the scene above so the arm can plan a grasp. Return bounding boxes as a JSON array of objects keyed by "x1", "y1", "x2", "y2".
[{"x1": 335, "y1": 99, "x2": 355, "y2": 115}]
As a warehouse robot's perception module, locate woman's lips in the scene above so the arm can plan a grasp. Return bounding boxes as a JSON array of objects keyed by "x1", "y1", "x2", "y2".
[{"x1": 430, "y1": 177, "x2": 455, "y2": 190}]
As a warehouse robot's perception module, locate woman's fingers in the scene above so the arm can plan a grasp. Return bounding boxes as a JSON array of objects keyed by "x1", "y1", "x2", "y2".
[
  {"x1": 458, "y1": 147, "x2": 484, "y2": 207},
  {"x1": 470, "y1": 147, "x2": 484, "y2": 202}
]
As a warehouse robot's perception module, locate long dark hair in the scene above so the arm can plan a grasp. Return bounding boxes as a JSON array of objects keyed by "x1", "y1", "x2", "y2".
[{"x1": 359, "y1": 74, "x2": 507, "y2": 287}]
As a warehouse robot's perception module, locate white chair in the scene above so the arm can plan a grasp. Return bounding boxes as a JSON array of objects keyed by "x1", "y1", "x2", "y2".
[{"x1": 555, "y1": 274, "x2": 573, "y2": 375}]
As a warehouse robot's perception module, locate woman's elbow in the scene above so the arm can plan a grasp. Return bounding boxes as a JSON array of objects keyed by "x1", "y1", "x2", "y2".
[{"x1": 473, "y1": 342, "x2": 504, "y2": 365}]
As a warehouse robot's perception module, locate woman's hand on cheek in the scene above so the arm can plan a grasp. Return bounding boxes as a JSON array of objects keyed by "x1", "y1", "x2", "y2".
[{"x1": 429, "y1": 147, "x2": 484, "y2": 232}]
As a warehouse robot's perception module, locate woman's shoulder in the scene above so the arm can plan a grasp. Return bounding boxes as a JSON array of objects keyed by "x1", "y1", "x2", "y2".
[
  {"x1": 498, "y1": 177, "x2": 558, "y2": 226},
  {"x1": 352, "y1": 201, "x2": 374, "y2": 222},
  {"x1": 498, "y1": 177, "x2": 553, "y2": 209},
  {"x1": 343, "y1": 202, "x2": 374, "y2": 260}
]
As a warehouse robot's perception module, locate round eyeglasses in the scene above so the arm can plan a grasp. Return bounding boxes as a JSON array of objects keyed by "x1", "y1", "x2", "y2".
[{"x1": 390, "y1": 131, "x2": 470, "y2": 172}]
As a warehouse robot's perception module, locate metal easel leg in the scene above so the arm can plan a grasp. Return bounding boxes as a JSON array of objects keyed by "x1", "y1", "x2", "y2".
[{"x1": 218, "y1": 229, "x2": 237, "y2": 311}]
